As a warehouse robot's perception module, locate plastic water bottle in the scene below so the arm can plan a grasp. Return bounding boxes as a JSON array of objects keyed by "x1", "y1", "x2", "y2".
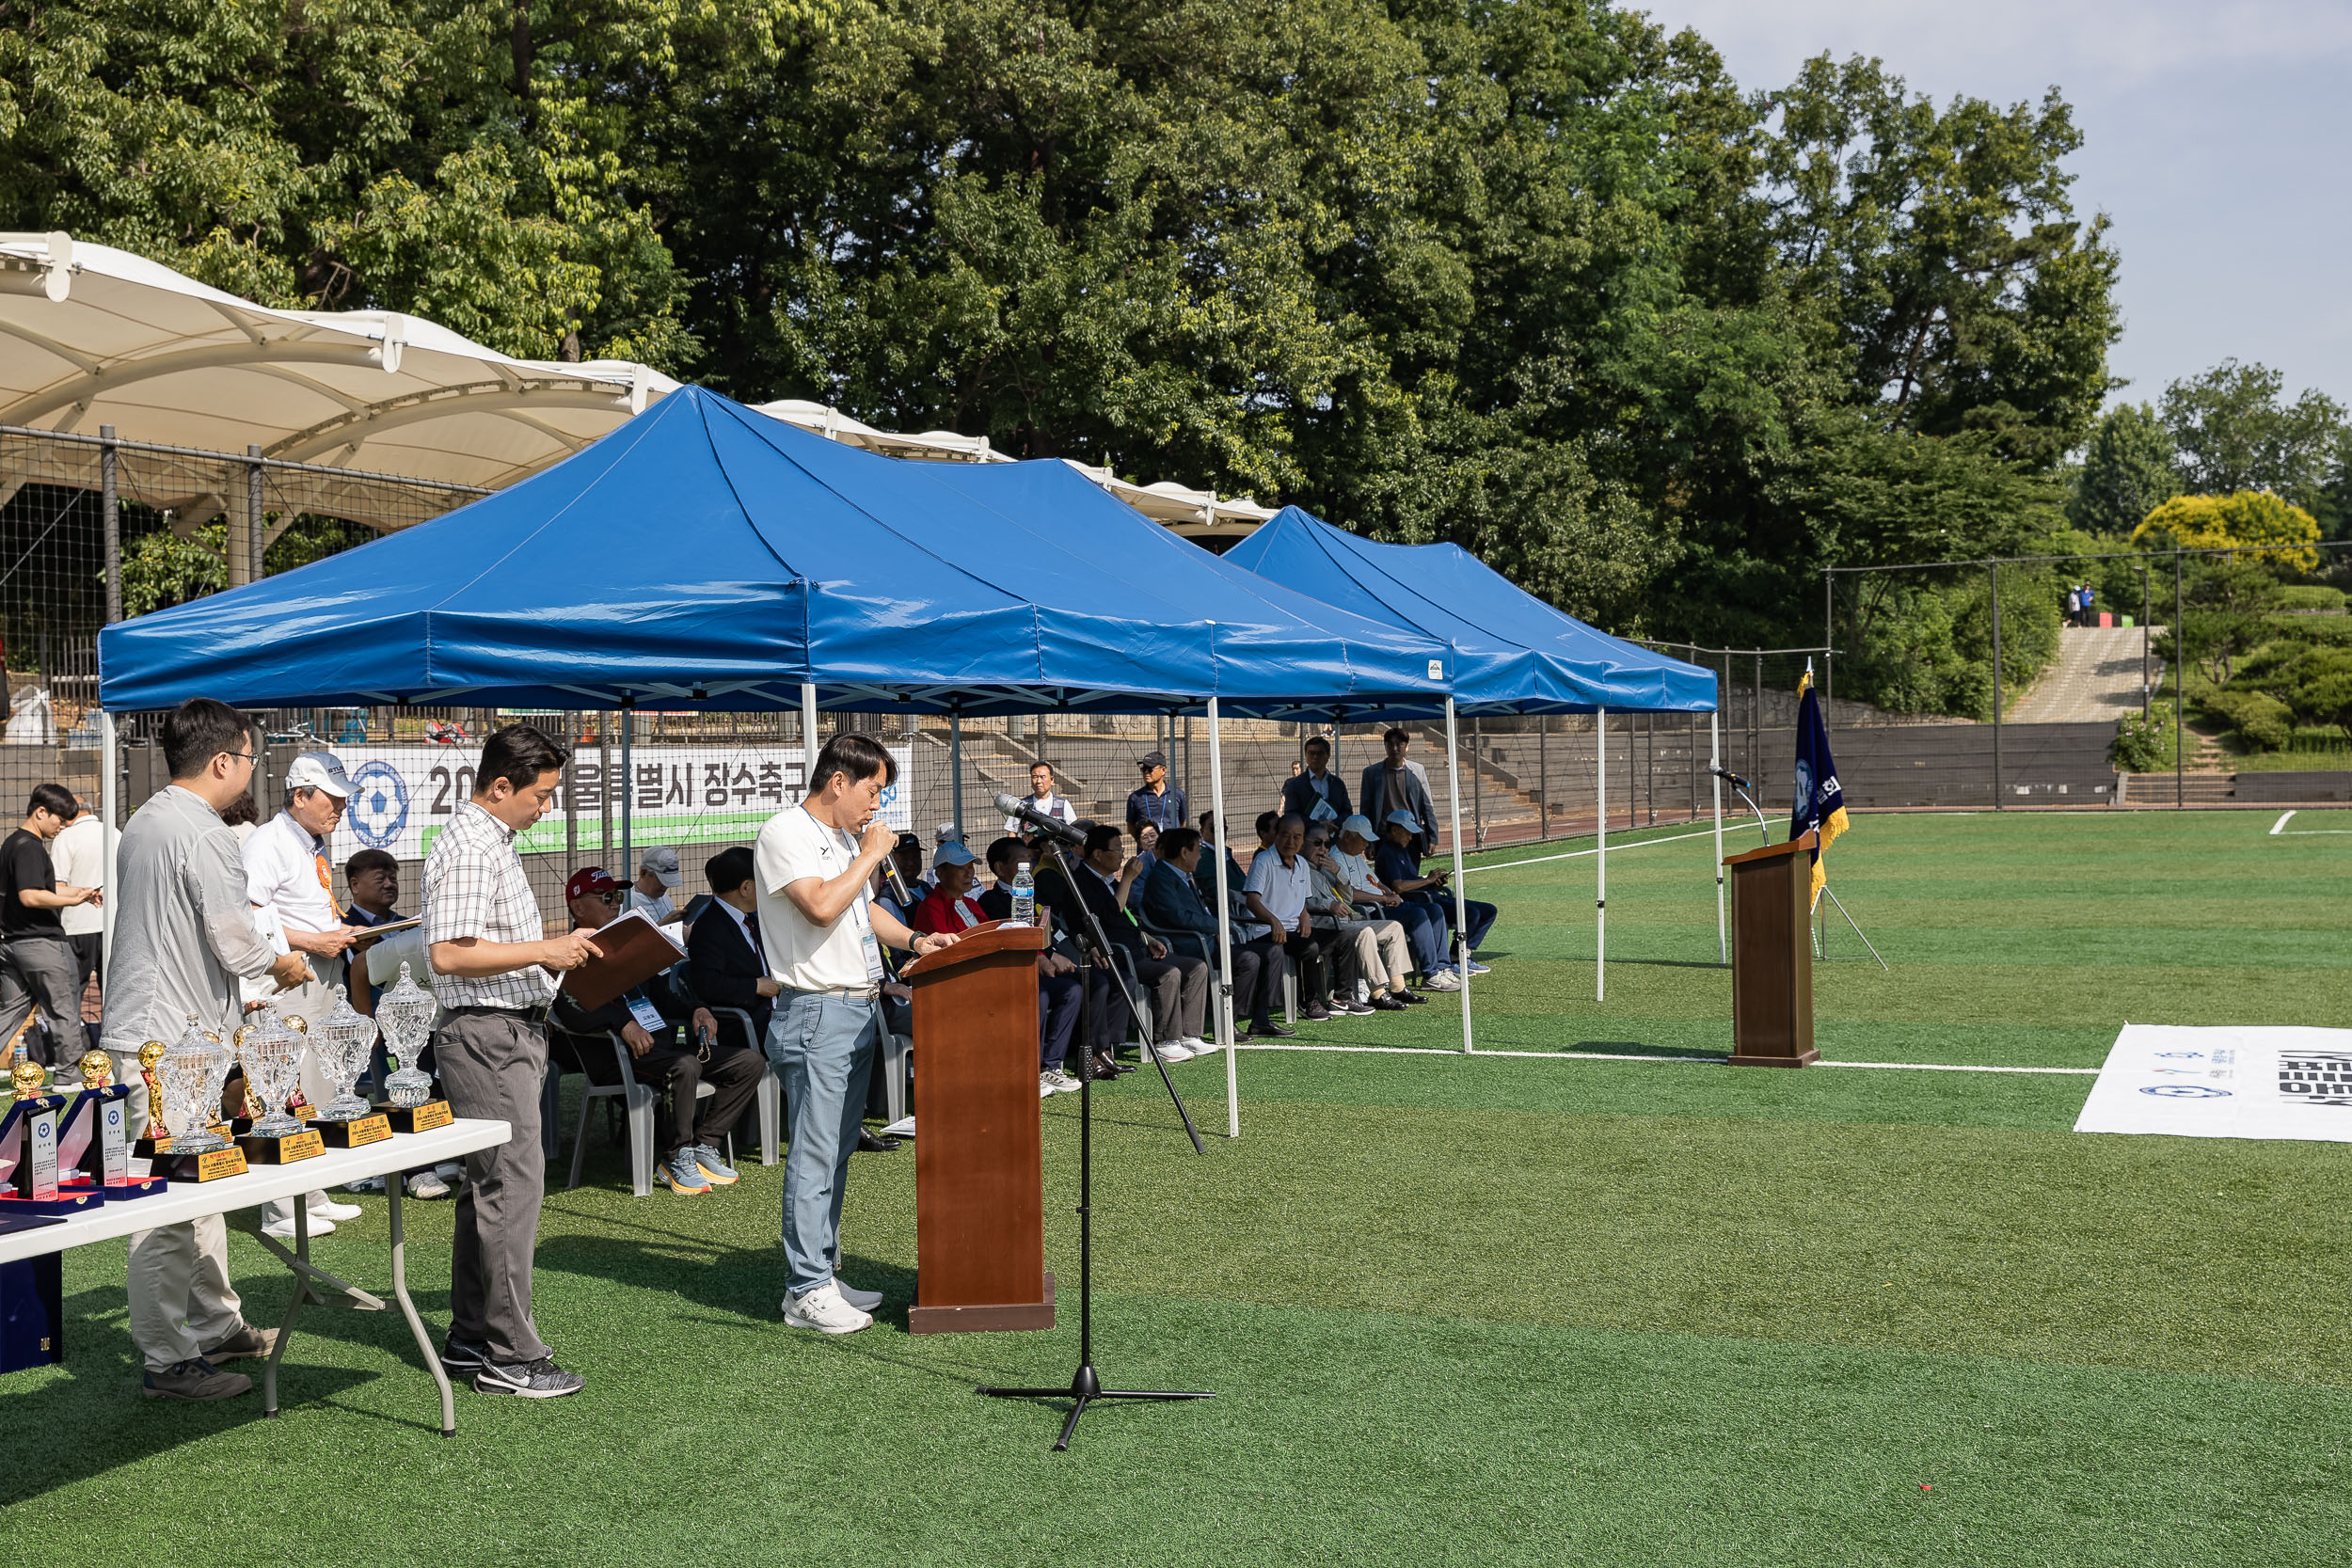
[{"x1": 1009, "y1": 863, "x2": 1035, "y2": 927}]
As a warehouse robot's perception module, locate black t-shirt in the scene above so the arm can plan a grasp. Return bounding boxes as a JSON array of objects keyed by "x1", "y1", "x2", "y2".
[{"x1": 0, "y1": 828, "x2": 60, "y2": 940}]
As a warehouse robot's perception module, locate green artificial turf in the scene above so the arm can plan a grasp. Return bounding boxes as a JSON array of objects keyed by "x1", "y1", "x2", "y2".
[{"x1": 3, "y1": 808, "x2": 2348, "y2": 1565}]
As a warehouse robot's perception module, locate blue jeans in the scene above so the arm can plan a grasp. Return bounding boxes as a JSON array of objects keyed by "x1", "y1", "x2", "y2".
[
  {"x1": 1391, "y1": 900, "x2": 1449, "y2": 973},
  {"x1": 765, "y1": 990, "x2": 881, "y2": 1296},
  {"x1": 1445, "y1": 897, "x2": 1498, "y2": 954}
]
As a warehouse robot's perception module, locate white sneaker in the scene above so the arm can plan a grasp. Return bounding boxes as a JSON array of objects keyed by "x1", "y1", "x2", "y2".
[
  {"x1": 309, "y1": 1196, "x2": 364, "y2": 1222},
  {"x1": 1177, "y1": 1037, "x2": 1210, "y2": 1053},
  {"x1": 1041, "y1": 1069, "x2": 1082, "y2": 1095},
  {"x1": 261, "y1": 1209, "x2": 333, "y2": 1240},
  {"x1": 1153, "y1": 1040, "x2": 1195, "y2": 1062},
  {"x1": 405, "y1": 1170, "x2": 453, "y2": 1199},
  {"x1": 1422, "y1": 969, "x2": 1462, "y2": 991},
  {"x1": 783, "y1": 1281, "x2": 872, "y2": 1335},
  {"x1": 835, "y1": 1279, "x2": 883, "y2": 1312}
]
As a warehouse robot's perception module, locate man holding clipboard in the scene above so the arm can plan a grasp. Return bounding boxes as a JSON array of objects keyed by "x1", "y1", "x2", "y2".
[{"x1": 758, "y1": 734, "x2": 960, "y2": 1336}]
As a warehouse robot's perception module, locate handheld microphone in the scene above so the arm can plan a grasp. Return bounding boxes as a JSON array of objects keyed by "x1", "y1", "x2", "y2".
[
  {"x1": 995, "y1": 792, "x2": 1087, "y2": 847},
  {"x1": 1708, "y1": 765, "x2": 1755, "y2": 791},
  {"x1": 881, "y1": 861, "x2": 918, "y2": 909}
]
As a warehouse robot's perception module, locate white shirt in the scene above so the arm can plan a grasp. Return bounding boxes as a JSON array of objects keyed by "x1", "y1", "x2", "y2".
[
  {"x1": 755, "y1": 804, "x2": 883, "y2": 992},
  {"x1": 626, "y1": 886, "x2": 675, "y2": 923},
  {"x1": 243, "y1": 809, "x2": 340, "y2": 934},
  {"x1": 52, "y1": 816, "x2": 103, "y2": 936},
  {"x1": 1330, "y1": 847, "x2": 1383, "y2": 903},
  {"x1": 1243, "y1": 847, "x2": 1312, "y2": 935},
  {"x1": 1006, "y1": 791, "x2": 1073, "y2": 834}
]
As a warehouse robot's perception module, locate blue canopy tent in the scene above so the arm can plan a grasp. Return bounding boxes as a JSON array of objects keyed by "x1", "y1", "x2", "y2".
[
  {"x1": 1225, "y1": 505, "x2": 1726, "y2": 1005},
  {"x1": 95, "y1": 388, "x2": 1458, "y2": 1128}
]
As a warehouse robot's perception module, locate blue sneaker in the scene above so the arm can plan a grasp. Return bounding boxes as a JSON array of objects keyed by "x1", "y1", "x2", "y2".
[
  {"x1": 1463, "y1": 958, "x2": 1491, "y2": 975},
  {"x1": 691, "y1": 1143, "x2": 739, "y2": 1186},
  {"x1": 656, "y1": 1149, "x2": 711, "y2": 1196}
]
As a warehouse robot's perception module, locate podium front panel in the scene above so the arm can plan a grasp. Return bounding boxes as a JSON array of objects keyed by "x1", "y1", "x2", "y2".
[
  {"x1": 907, "y1": 926, "x2": 1054, "y2": 1330},
  {"x1": 1725, "y1": 836, "x2": 1817, "y2": 1067}
]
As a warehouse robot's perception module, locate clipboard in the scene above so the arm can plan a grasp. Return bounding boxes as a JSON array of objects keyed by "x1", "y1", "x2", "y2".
[
  {"x1": 558, "y1": 910, "x2": 688, "y2": 1011},
  {"x1": 350, "y1": 915, "x2": 423, "y2": 938}
]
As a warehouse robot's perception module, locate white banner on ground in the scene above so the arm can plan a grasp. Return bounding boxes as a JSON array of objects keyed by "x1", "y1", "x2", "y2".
[
  {"x1": 327, "y1": 744, "x2": 913, "y2": 863},
  {"x1": 2074, "y1": 1023, "x2": 2352, "y2": 1144}
]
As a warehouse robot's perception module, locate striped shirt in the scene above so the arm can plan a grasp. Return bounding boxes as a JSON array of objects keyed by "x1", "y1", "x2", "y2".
[{"x1": 422, "y1": 800, "x2": 554, "y2": 1011}]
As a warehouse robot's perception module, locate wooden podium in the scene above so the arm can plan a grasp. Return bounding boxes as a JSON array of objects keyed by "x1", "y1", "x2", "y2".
[
  {"x1": 901, "y1": 920, "x2": 1056, "y2": 1333},
  {"x1": 1724, "y1": 832, "x2": 1818, "y2": 1068}
]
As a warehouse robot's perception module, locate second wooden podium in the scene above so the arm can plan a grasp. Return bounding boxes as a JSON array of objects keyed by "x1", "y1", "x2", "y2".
[
  {"x1": 901, "y1": 920, "x2": 1056, "y2": 1333},
  {"x1": 1723, "y1": 832, "x2": 1818, "y2": 1068}
]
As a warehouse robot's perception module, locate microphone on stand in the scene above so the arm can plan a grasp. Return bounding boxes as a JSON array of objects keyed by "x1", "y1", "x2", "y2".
[
  {"x1": 994, "y1": 792, "x2": 1087, "y2": 847},
  {"x1": 1708, "y1": 765, "x2": 1755, "y2": 792}
]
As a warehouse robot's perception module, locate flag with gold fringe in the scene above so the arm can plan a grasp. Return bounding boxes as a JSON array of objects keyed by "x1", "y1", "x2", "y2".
[{"x1": 1788, "y1": 667, "x2": 1847, "y2": 906}]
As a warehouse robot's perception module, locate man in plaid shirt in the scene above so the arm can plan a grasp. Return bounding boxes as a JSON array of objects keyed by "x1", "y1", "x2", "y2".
[{"x1": 423, "y1": 724, "x2": 599, "y2": 1400}]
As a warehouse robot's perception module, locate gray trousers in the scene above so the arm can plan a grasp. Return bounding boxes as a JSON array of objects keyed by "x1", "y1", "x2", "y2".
[
  {"x1": 1132, "y1": 952, "x2": 1209, "y2": 1042},
  {"x1": 109, "y1": 1049, "x2": 246, "y2": 1370},
  {"x1": 0, "y1": 934, "x2": 83, "y2": 1065},
  {"x1": 435, "y1": 1007, "x2": 549, "y2": 1364}
]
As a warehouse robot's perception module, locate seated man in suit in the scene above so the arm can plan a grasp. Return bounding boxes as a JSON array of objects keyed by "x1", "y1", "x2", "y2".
[
  {"x1": 556, "y1": 866, "x2": 762, "y2": 1197},
  {"x1": 1037, "y1": 822, "x2": 1206, "y2": 1064},
  {"x1": 1279, "y1": 735, "x2": 1353, "y2": 828},
  {"x1": 686, "y1": 847, "x2": 779, "y2": 1053},
  {"x1": 1138, "y1": 827, "x2": 1262, "y2": 1045},
  {"x1": 977, "y1": 836, "x2": 1088, "y2": 1092}
]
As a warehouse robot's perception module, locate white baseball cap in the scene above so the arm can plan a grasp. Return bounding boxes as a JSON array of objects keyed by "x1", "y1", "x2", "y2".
[
  {"x1": 285, "y1": 752, "x2": 352, "y2": 798},
  {"x1": 640, "y1": 845, "x2": 682, "y2": 887}
]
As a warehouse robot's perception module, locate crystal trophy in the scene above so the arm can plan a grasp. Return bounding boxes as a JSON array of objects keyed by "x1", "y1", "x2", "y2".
[
  {"x1": 305, "y1": 988, "x2": 390, "y2": 1148},
  {"x1": 374, "y1": 962, "x2": 452, "y2": 1132},
  {"x1": 235, "y1": 1008, "x2": 324, "y2": 1164},
  {"x1": 157, "y1": 1015, "x2": 246, "y2": 1180},
  {"x1": 0, "y1": 1058, "x2": 94, "y2": 1212}
]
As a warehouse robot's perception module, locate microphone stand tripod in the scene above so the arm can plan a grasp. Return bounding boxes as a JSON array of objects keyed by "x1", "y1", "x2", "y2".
[{"x1": 977, "y1": 834, "x2": 1211, "y2": 1449}]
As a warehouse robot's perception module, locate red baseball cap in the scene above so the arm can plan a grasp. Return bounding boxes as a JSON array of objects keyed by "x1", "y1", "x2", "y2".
[{"x1": 565, "y1": 867, "x2": 619, "y2": 902}]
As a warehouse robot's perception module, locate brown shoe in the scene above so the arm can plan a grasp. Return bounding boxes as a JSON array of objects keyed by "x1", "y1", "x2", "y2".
[
  {"x1": 199, "y1": 1323, "x2": 279, "y2": 1363},
  {"x1": 142, "y1": 1358, "x2": 253, "y2": 1402}
]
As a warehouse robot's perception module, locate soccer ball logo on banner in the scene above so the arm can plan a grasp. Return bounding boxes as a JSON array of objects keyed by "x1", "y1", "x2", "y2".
[{"x1": 349, "y1": 760, "x2": 411, "y2": 850}]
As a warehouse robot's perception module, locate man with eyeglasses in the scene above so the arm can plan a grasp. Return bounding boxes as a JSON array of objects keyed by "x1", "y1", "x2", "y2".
[{"x1": 102, "y1": 698, "x2": 312, "y2": 1402}]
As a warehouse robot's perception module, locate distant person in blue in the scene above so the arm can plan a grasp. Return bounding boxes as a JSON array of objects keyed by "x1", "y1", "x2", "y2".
[{"x1": 1125, "y1": 750, "x2": 1186, "y2": 838}]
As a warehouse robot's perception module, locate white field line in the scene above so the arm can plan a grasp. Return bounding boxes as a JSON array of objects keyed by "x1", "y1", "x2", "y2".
[
  {"x1": 2271, "y1": 810, "x2": 2296, "y2": 834},
  {"x1": 1467, "y1": 825, "x2": 1721, "y2": 876},
  {"x1": 1215, "y1": 1042, "x2": 2094, "y2": 1075}
]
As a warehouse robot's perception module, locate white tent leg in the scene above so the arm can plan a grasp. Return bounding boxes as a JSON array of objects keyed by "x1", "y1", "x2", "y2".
[
  {"x1": 1710, "y1": 709, "x2": 1725, "y2": 964},
  {"x1": 621, "y1": 705, "x2": 634, "y2": 878},
  {"x1": 99, "y1": 707, "x2": 118, "y2": 967},
  {"x1": 800, "y1": 683, "x2": 818, "y2": 798},
  {"x1": 949, "y1": 711, "x2": 963, "y2": 835},
  {"x1": 1443, "y1": 699, "x2": 1473, "y2": 1053},
  {"x1": 1596, "y1": 705, "x2": 1607, "y2": 1003},
  {"x1": 1208, "y1": 697, "x2": 1238, "y2": 1136}
]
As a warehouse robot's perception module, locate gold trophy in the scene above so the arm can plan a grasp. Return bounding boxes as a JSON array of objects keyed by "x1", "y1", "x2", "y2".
[
  {"x1": 77, "y1": 1051, "x2": 111, "y2": 1090},
  {"x1": 134, "y1": 1040, "x2": 171, "y2": 1156},
  {"x1": 8, "y1": 1059, "x2": 43, "y2": 1101}
]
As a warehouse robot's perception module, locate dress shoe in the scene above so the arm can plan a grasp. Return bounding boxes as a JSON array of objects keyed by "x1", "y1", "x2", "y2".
[
  {"x1": 1395, "y1": 989, "x2": 1429, "y2": 1005},
  {"x1": 1369, "y1": 993, "x2": 1407, "y2": 1011},
  {"x1": 1246, "y1": 1021, "x2": 1296, "y2": 1039},
  {"x1": 856, "y1": 1130, "x2": 900, "y2": 1152}
]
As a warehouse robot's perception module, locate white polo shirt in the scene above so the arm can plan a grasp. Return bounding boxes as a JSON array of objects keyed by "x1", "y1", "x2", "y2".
[
  {"x1": 242, "y1": 809, "x2": 340, "y2": 935},
  {"x1": 1243, "y1": 847, "x2": 1311, "y2": 938},
  {"x1": 754, "y1": 804, "x2": 884, "y2": 993}
]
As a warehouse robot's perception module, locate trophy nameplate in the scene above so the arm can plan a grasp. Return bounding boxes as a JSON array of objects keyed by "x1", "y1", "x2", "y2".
[
  {"x1": 167, "y1": 1145, "x2": 250, "y2": 1182},
  {"x1": 80, "y1": 1090, "x2": 167, "y2": 1198},
  {"x1": 309, "y1": 1111, "x2": 391, "y2": 1148},
  {"x1": 380, "y1": 1099, "x2": 453, "y2": 1134},
  {"x1": 239, "y1": 1126, "x2": 326, "y2": 1164}
]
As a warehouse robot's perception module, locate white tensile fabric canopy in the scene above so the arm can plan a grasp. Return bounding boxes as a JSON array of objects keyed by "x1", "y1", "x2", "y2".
[{"x1": 0, "y1": 232, "x2": 675, "y2": 496}]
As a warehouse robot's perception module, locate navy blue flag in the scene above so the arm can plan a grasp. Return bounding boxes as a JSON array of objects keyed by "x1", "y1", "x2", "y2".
[{"x1": 1788, "y1": 671, "x2": 1847, "y2": 902}]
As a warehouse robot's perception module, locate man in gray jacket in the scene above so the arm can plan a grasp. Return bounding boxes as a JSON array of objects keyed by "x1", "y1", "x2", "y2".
[
  {"x1": 102, "y1": 699, "x2": 310, "y2": 1402},
  {"x1": 1358, "y1": 728, "x2": 1438, "y2": 856}
]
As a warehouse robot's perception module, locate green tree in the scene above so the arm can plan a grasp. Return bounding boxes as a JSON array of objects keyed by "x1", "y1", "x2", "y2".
[
  {"x1": 2281, "y1": 645, "x2": 2352, "y2": 743},
  {"x1": 2160, "y1": 360, "x2": 2347, "y2": 509},
  {"x1": 2069, "y1": 402, "x2": 2180, "y2": 534}
]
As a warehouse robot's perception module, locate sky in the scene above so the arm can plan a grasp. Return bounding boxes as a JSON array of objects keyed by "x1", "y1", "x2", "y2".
[{"x1": 1645, "y1": 0, "x2": 2352, "y2": 412}]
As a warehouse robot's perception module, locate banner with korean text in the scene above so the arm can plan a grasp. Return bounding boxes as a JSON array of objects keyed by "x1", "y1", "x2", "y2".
[
  {"x1": 2074, "y1": 1023, "x2": 2352, "y2": 1144},
  {"x1": 327, "y1": 744, "x2": 914, "y2": 863}
]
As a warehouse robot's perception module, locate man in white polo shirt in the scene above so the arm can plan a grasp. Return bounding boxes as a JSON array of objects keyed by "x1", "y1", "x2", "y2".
[
  {"x1": 1241, "y1": 812, "x2": 1340, "y2": 1025},
  {"x1": 755, "y1": 734, "x2": 960, "y2": 1335},
  {"x1": 243, "y1": 751, "x2": 367, "y2": 1238}
]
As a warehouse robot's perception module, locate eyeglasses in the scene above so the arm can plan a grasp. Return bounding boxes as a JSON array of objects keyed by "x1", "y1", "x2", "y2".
[
  {"x1": 225, "y1": 750, "x2": 255, "y2": 767},
  {"x1": 591, "y1": 890, "x2": 622, "y2": 904}
]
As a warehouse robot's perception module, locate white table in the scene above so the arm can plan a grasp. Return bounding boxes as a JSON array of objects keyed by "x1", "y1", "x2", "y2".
[{"x1": 0, "y1": 1117, "x2": 511, "y2": 1436}]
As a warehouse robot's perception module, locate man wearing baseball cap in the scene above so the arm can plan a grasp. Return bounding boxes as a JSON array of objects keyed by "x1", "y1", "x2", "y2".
[
  {"x1": 628, "y1": 845, "x2": 682, "y2": 923},
  {"x1": 243, "y1": 750, "x2": 368, "y2": 1236},
  {"x1": 1125, "y1": 750, "x2": 1187, "y2": 839}
]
